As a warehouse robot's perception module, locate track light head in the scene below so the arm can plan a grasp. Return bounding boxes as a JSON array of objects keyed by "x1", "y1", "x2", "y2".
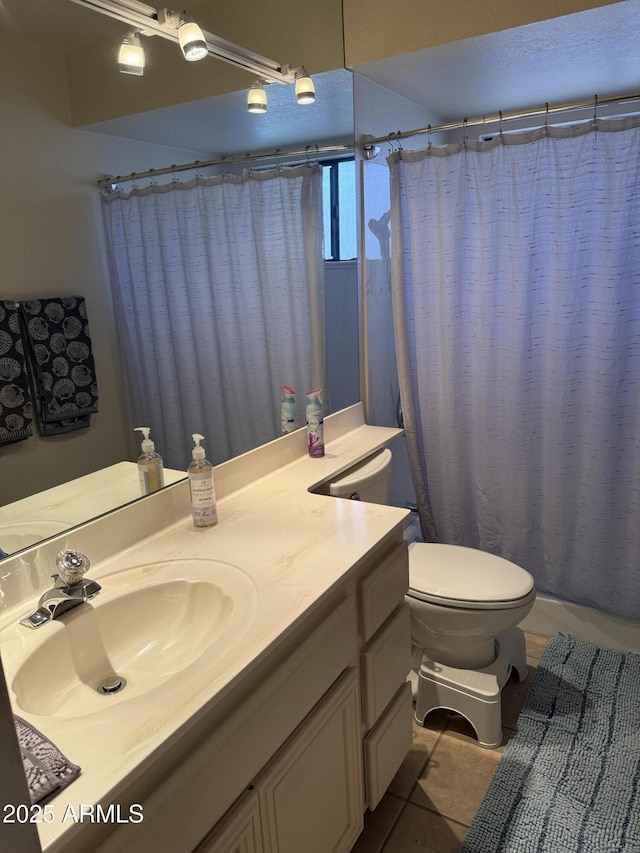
[
  {"x1": 247, "y1": 80, "x2": 268, "y2": 114},
  {"x1": 294, "y1": 67, "x2": 315, "y2": 105},
  {"x1": 178, "y1": 17, "x2": 208, "y2": 61},
  {"x1": 118, "y1": 31, "x2": 145, "y2": 76}
]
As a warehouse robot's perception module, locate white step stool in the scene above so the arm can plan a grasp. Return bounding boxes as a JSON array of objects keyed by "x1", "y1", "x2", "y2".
[{"x1": 414, "y1": 627, "x2": 528, "y2": 749}]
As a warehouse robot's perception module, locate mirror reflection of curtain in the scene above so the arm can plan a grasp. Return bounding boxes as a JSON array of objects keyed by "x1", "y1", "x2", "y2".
[
  {"x1": 388, "y1": 119, "x2": 640, "y2": 620},
  {"x1": 101, "y1": 164, "x2": 326, "y2": 469}
]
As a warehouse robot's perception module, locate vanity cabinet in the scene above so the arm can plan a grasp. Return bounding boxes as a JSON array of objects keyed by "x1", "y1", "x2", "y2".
[{"x1": 90, "y1": 532, "x2": 410, "y2": 853}]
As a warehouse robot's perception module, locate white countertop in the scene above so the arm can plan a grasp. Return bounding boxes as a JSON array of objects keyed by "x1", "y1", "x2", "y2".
[
  {"x1": 0, "y1": 407, "x2": 406, "y2": 852},
  {"x1": 0, "y1": 462, "x2": 185, "y2": 556}
]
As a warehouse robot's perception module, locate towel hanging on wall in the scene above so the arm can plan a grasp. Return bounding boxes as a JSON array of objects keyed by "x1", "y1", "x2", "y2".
[
  {"x1": 19, "y1": 296, "x2": 99, "y2": 436},
  {"x1": 0, "y1": 300, "x2": 34, "y2": 446}
]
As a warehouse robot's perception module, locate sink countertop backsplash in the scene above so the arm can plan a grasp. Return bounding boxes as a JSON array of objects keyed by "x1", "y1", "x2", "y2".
[{"x1": 0, "y1": 403, "x2": 407, "y2": 853}]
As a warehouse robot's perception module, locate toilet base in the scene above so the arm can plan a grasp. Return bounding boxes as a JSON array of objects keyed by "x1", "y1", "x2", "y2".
[{"x1": 414, "y1": 626, "x2": 528, "y2": 749}]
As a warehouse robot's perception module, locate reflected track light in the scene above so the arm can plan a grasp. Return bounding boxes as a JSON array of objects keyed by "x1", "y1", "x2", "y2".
[
  {"x1": 68, "y1": 1, "x2": 317, "y2": 106},
  {"x1": 247, "y1": 80, "x2": 268, "y2": 114},
  {"x1": 294, "y1": 67, "x2": 315, "y2": 104},
  {"x1": 118, "y1": 30, "x2": 145, "y2": 75},
  {"x1": 178, "y1": 16, "x2": 208, "y2": 61}
]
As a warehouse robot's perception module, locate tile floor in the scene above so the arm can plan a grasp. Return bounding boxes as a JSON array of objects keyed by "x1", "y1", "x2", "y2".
[{"x1": 352, "y1": 631, "x2": 552, "y2": 853}]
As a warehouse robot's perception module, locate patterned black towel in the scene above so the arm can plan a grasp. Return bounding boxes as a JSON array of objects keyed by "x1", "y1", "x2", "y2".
[
  {"x1": 14, "y1": 715, "x2": 81, "y2": 804},
  {"x1": 0, "y1": 300, "x2": 34, "y2": 446},
  {"x1": 20, "y1": 296, "x2": 98, "y2": 436}
]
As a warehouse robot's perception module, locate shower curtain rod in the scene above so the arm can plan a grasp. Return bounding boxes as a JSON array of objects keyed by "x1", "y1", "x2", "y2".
[
  {"x1": 362, "y1": 90, "x2": 640, "y2": 153},
  {"x1": 98, "y1": 142, "x2": 354, "y2": 189}
]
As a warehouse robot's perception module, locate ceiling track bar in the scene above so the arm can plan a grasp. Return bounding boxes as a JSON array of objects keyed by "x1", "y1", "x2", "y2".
[
  {"x1": 99, "y1": 143, "x2": 354, "y2": 188},
  {"x1": 67, "y1": 0, "x2": 293, "y2": 83},
  {"x1": 362, "y1": 90, "x2": 640, "y2": 150}
]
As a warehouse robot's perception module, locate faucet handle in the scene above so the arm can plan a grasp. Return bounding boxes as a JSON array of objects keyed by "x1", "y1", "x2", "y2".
[{"x1": 56, "y1": 549, "x2": 90, "y2": 586}]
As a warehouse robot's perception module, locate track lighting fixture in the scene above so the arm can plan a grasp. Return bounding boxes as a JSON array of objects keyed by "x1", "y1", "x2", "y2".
[
  {"x1": 247, "y1": 80, "x2": 268, "y2": 114},
  {"x1": 68, "y1": 1, "x2": 317, "y2": 109},
  {"x1": 118, "y1": 30, "x2": 145, "y2": 75},
  {"x1": 177, "y1": 16, "x2": 208, "y2": 62},
  {"x1": 294, "y1": 67, "x2": 315, "y2": 105}
]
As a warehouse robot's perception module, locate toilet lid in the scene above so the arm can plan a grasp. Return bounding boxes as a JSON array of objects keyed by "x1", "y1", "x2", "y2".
[{"x1": 408, "y1": 543, "x2": 535, "y2": 609}]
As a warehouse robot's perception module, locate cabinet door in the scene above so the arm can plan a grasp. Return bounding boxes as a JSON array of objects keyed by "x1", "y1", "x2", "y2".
[
  {"x1": 196, "y1": 788, "x2": 263, "y2": 853},
  {"x1": 255, "y1": 669, "x2": 363, "y2": 853}
]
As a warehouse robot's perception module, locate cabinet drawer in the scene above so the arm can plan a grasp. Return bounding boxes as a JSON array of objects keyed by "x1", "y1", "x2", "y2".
[
  {"x1": 364, "y1": 682, "x2": 413, "y2": 811},
  {"x1": 361, "y1": 604, "x2": 411, "y2": 729},
  {"x1": 358, "y1": 541, "x2": 409, "y2": 641}
]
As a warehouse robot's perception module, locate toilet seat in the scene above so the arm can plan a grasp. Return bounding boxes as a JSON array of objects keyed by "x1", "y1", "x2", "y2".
[{"x1": 408, "y1": 542, "x2": 535, "y2": 611}]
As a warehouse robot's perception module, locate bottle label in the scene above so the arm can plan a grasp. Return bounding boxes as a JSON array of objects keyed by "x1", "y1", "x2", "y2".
[
  {"x1": 306, "y1": 412, "x2": 325, "y2": 458},
  {"x1": 189, "y1": 472, "x2": 218, "y2": 526},
  {"x1": 138, "y1": 462, "x2": 165, "y2": 495}
]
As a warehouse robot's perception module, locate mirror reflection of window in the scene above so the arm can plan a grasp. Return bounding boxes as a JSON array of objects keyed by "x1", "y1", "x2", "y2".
[{"x1": 322, "y1": 159, "x2": 357, "y2": 261}]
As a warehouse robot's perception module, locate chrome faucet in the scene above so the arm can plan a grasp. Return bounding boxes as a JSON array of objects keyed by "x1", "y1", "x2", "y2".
[{"x1": 20, "y1": 549, "x2": 101, "y2": 629}]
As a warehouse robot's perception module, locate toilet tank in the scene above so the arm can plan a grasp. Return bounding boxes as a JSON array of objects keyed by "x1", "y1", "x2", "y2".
[{"x1": 328, "y1": 448, "x2": 392, "y2": 504}]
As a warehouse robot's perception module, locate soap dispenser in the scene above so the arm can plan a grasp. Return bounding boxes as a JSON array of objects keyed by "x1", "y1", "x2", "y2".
[
  {"x1": 135, "y1": 427, "x2": 165, "y2": 496},
  {"x1": 305, "y1": 389, "x2": 325, "y2": 458},
  {"x1": 188, "y1": 433, "x2": 218, "y2": 528}
]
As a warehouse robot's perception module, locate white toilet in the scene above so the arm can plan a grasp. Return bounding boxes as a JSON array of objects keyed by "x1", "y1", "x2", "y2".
[{"x1": 328, "y1": 448, "x2": 536, "y2": 749}]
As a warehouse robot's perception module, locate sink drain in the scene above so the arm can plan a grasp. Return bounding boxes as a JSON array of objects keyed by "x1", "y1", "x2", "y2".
[{"x1": 97, "y1": 675, "x2": 127, "y2": 695}]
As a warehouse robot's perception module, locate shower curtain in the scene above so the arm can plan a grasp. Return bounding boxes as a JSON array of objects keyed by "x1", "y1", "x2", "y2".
[
  {"x1": 101, "y1": 164, "x2": 326, "y2": 469},
  {"x1": 388, "y1": 118, "x2": 640, "y2": 620}
]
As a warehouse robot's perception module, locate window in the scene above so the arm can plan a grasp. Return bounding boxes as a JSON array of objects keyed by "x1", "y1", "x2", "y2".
[{"x1": 322, "y1": 159, "x2": 357, "y2": 261}]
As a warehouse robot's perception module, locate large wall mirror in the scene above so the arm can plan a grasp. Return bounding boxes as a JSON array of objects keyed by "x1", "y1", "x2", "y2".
[{"x1": 0, "y1": 0, "x2": 357, "y2": 557}]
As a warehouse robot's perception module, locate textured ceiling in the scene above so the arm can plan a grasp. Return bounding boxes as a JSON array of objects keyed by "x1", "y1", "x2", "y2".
[{"x1": 353, "y1": 1, "x2": 640, "y2": 123}]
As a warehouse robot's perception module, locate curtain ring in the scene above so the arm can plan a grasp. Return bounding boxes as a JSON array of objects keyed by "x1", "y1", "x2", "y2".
[
  {"x1": 593, "y1": 94, "x2": 599, "y2": 129},
  {"x1": 396, "y1": 131, "x2": 403, "y2": 151},
  {"x1": 427, "y1": 124, "x2": 432, "y2": 150},
  {"x1": 498, "y1": 111, "x2": 504, "y2": 142},
  {"x1": 463, "y1": 118, "x2": 469, "y2": 144},
  {"x1": 544, "y1": 103, "x2": 549, "y2": 136}
]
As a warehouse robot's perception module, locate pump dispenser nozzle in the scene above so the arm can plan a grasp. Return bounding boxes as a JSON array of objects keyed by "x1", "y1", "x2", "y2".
[
  {"x1": 192, "y1": 433, "x2": 206, "y2": 460},
  {"x1": 135, "y1": 426, "x2": 155, "y2": 454}
]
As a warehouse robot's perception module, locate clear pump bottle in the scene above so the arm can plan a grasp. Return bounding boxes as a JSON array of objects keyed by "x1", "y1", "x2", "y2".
[
  {"x1": 188, "y1": 433, "x2": 218, "y2": 528},
  {"x1": 135, "y1": 427, "x2": 165, "y2": 495}
]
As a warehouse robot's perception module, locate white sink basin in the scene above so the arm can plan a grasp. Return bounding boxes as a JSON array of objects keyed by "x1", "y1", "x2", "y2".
[{"x1": 5, "y1": 559, "x2": 258, "y2": 718}]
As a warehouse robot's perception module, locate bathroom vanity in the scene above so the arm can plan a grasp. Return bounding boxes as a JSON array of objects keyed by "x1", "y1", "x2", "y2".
[{"x1": 0, "y1": 405, "x2": 412, "y2": 853}]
